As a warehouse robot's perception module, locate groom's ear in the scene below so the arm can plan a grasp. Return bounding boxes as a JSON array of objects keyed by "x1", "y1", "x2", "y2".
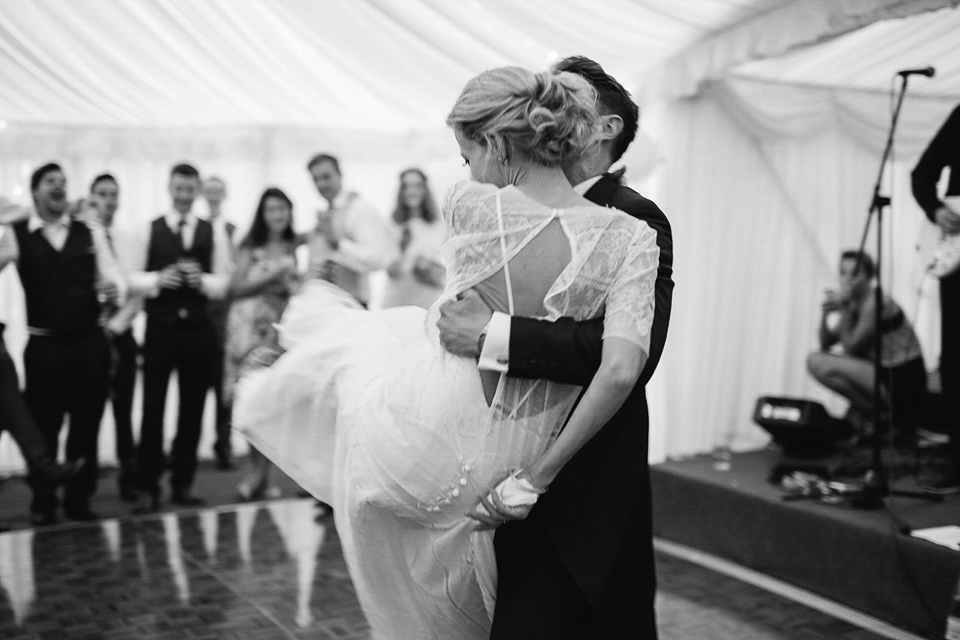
[{"x1": 599, "y1": 114, "x2": 624, "y2": 142}]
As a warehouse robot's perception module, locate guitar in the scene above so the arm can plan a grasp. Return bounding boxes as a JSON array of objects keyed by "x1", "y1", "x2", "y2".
[{"x1": 918, "y1": 195, "x2": 960, "y2": 278}]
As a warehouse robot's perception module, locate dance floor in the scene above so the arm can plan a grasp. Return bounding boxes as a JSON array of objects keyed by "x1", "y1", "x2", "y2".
[{"x1": 0, "y1": 460, "x2": 911, "y2": 640}]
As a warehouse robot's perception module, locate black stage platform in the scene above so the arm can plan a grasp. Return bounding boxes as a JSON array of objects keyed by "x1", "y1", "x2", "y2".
[{"x1": 651, "y1": 448, "x2": 960, "y2": 640}]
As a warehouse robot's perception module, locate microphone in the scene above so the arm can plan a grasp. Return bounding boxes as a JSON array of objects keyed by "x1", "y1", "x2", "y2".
[{"x1": 897, "y1": 66, "x2": 935, "y2": 77}]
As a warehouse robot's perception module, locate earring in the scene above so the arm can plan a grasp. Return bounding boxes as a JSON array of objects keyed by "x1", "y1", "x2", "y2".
[{"x1": 499, "y1": 155, "x2": 508, "y2": 165}]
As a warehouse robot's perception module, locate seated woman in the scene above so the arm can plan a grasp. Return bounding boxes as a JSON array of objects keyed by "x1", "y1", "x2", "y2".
[
  {"x1": 807, "y1": 250, "x2": 926, "y2": 440},
  {"x1": 233, "y1": 66, "x2": 658, "y2": 640},
  {"x1": 381, "y1": 168, "x2": 448, "y2": 309}
]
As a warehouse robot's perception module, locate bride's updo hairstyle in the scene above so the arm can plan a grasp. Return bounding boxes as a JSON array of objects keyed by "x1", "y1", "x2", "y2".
[{"x1": 446, "y1": 66, "x2": 599, "y2": 167}]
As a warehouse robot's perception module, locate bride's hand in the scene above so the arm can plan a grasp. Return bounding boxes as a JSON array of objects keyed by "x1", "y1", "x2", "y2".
[
  {"x1": 469, "y1": 492, "x2": 534, "y2": 531},
  {"x1": 468, "y1": 470, "x2": 547, "y2": 531}
]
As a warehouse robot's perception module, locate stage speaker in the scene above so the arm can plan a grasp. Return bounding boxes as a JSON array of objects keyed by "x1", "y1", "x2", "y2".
[{"x1": 753, "y1": 396, "x2": 842, "y2": 458}]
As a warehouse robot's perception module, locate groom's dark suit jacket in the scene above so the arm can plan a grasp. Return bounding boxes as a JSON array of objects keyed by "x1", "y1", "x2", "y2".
[{"x1": 491, "y1": 173, "x2": 673, "y2": 639}]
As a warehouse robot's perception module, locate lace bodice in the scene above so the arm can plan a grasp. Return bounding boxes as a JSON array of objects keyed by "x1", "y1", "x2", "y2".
[{"x1": 440, "y1": 181, "x2": 658, "y2": 352}]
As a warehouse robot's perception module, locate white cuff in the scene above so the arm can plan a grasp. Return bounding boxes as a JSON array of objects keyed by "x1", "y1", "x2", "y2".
[
  {"x1": 478, "y1": 311, "x2": 510, "y2": 372},
  {"x1": 494, "y1": 471, "x2": 545, "y2": 507}
]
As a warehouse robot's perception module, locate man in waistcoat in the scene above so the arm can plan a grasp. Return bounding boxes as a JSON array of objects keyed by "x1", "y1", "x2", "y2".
[
  {"x1": 88, "y1": 173, "x2": 143, "y2": 500},
  {"x1": 0, "y1": 163, "x2": 124, "y2": 523},
  {"x1": 127, "y1": 163, "x2": 231, "y2": 512}
]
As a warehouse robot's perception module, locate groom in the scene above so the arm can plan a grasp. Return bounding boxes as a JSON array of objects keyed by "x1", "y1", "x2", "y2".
[{"x1": 438, "y1": 56, "x2": 673, "y2": 639}]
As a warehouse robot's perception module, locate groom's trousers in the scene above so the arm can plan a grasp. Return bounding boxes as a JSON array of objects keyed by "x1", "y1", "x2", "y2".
[{"x1": 489, "y1": 487, "x2": 656, "y2": 640}]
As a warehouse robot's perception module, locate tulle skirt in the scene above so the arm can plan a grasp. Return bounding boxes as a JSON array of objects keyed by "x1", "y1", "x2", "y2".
[{"x1": 233, "y1": 280, "x2": 571, "y2": 640}]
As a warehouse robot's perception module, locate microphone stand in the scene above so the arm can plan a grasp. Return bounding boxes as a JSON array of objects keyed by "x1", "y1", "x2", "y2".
[{"x1": 850, "y1": 72, "x2": 941, "y2": 509}]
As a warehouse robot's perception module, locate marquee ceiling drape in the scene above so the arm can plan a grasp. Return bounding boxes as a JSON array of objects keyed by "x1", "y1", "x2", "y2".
[{"x1": 2, "y1": 0, "x2": 954, "y2": 132}]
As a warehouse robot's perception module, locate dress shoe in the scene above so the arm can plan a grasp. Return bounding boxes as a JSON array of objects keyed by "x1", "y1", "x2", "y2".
[
  {"x1": 119, "y1": 483, "x2": 140, "y2": 502},
  {"x1": 118, "y1": 462, "x2": 139, "y2": 501},
  {"x1": 132, "y1": 490, "x2": 161, "y2": 515},
  {"x1": 30, "y1": 510, "x2": 57, "y2": 527},
  {"x1": 28, "y1": 458, "x2": 84, "y2": 489},
  {"x1": 171, "y1": 489, "x2": 206, "y2": 507},
  {"x1": 63, "y1": 503, "x2": 100, "y2": 522},
  {"x1": 118, "y1": 473, "x2": 139, "y2": 502}
]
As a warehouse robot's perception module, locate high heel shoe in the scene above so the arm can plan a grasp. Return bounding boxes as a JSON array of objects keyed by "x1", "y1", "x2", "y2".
[
  {"x1": 132, "y1": 489, "x2": 161, "y2": 515},
  {"x1": 237, "y1": 478, "x2": 281, "y2": 502},
  {"x1": 237, "y1": 478, "x2": 264, "y2": 502}
]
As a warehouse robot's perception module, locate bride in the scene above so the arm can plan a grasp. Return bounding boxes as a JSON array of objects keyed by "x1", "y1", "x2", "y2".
[{"x1": 233, "y1": 65, "x2": 658, "y2": 640}]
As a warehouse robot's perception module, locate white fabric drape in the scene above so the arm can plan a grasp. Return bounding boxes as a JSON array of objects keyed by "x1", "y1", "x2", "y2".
[
  {"x1": 646, "y1": 0, "x2": 958, "y2": 99},
  {"x1": 641, "y1": 79, "x2": 956, "y2": 460}
]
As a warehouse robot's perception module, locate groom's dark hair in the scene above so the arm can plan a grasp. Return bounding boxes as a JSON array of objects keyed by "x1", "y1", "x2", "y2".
[{"x1": 553, "y1": 56, "x2": 638, "y2": 163}]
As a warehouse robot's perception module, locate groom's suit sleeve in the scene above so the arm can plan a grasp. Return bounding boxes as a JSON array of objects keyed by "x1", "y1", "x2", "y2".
[{"x1": 507, "y1": 183, "x2": 673, "y2": 388}]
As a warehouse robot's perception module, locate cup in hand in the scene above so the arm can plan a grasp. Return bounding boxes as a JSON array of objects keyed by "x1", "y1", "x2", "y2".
[{"x1": 177, "y1": 257, "x2": 200, "y2": 287}]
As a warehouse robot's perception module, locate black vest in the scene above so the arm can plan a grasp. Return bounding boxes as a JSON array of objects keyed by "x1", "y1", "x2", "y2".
[
  {"x1": 13, "y1": 219, "x2": 101, "y2": 335},
  {"x1": 144, "y1": 216, "x2": 214, "y2": 324}
]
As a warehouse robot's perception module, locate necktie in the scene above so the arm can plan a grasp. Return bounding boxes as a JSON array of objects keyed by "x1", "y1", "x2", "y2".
[{"x1": 177, "y1": 215, "x2": 189, "y2": 252}]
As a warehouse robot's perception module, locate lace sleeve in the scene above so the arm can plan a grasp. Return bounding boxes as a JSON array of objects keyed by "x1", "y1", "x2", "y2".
[
  {"x1": 441, "y1": 181, "x2": 479, "y2": 231},
  {"x1": 602, "y1": 222, "x2": 659, "y2": 354}
]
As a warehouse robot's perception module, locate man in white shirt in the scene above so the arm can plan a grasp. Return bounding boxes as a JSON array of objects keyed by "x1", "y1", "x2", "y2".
[
  {"x1": 201, "y1": 175, "x2": 236, "y2": 470},
  {"x1": 0, "y1": 162, "x2": 125, "y2": 524},
  {"x1": 86, "y1": 173, "x2": 143, "y2": 501},
  {"x1": 306, "y1": 153, "x2": 395, "y2": 306},
  {"x1": 126, "y1": 163, "x2": 231, "y2": 512}
]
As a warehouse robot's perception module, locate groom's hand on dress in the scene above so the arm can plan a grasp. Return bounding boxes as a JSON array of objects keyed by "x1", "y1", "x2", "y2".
[{"x1": 437, "y1": 289, "x2": 492, "y2": 358}]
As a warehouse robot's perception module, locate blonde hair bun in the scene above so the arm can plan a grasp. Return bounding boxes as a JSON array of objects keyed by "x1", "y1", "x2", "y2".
[{"x1": 447, "y1": 66, "x2": 599, "y2": 166}]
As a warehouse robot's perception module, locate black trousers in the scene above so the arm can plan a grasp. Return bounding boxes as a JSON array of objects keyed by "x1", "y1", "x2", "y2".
[
  {"x1": 109, "y1": 329, "x2": 139, "y2": 471},
  {"x1": 490, "y1": 501, "x2": 658, "y2": 640},
  {"x1": 0, "y1": 328, "x2": 49, "y2": 468},
  {"x1": 23, "y1": 330, "x2": 110, "y2": 510},
  {"x1": 943, "y1": 270, "x2": 960, "y2": 472},
  {"x1": 210, "y1": 342, "x2": 231, "y2": 454},
  {"x1": 137, "y1": 319, "x2": 215, "y2": 494}
]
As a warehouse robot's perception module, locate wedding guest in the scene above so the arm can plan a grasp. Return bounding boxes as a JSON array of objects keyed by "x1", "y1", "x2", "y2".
[
  {"x1": 202, "y1": 176, "x2": 237, "y2": 470},
  {"x1": 807, "y1": 250, "x2": 926, "y2": 441},
  {"x1": 0, "y1": 162, "x2": 123, "y2": 523},
  {"x1": 382, "y1": 168, "x2": 447, "y2": 309},
  {"x1": 126, "y1": 163, "x2": 231, "y2": 512},
  {"x1": 305, "y1": 153, "x2": 395, "y2": 306},
  {"x1": 88, "y1": 173, "x2": 142, "y2": 501},
  {"x1": 224, "y1": 187, "x2": 300, "y2": 501},
  {"x1": 0, "y1": 321, "x2": 83, "y2": 528}
]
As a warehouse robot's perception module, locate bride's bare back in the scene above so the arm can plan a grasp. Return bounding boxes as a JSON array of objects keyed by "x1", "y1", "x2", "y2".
[{"x1": 474, "y1": 217, "x2": 571, "y2": 402}]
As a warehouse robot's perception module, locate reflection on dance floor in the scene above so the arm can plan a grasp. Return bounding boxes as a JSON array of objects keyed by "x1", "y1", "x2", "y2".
[
  {"x1": 0, "y1": 495, "x2": 898, "y2": 640},
  {"x1": 0, "y1": 498, "x2": 368, "y2": 639}
]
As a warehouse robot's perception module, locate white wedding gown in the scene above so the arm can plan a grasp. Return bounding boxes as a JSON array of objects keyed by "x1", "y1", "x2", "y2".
[{"x1": 233, "y1": 181, "x2": 658, "y2": 640}]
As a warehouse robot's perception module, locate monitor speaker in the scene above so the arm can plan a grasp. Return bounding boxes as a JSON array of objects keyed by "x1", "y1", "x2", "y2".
[{"x1": 753, "y1": 396, "x2": 844, "y2": 458}]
